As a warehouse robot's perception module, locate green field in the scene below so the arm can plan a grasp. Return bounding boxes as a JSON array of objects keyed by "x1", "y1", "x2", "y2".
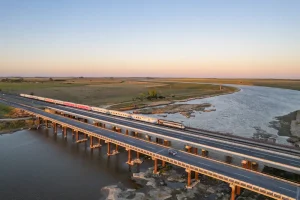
[
  {"x1": 0, "y1": 78, "x2": 237, "y2": 110},
  {"x1": 156, "y1": 78, "x2": 300, "y2": 91}
]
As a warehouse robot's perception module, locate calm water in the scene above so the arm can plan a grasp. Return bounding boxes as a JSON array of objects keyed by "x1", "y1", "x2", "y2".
[
  {"x1": 0, "y1": 128, "x2": 147, "y2": 200},
  {"x1": 147, "y1": 85, "x2": 300, "y2": 145}
]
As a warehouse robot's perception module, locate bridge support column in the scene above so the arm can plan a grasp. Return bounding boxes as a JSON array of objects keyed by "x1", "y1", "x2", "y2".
[
  {"x1": 75, "y1": 130, "x2": 79, "y2": 141},
  {"x1": 136, "y1": 152, "x2": 140, "y2": 159},
  {"x1": 36, "y1": 117, "x2": 41, "y2": 129},
  {"x1": 186, "y1": 169, "x2": 192, "y2": 189},
  {"x1": 103, "y1": 124, "x2": 106, "y2": 128},
  {"x1": 186, "y1": 145, "x2": 192, "y2": 153},
  {"x1": 107, "y1": 142, "x2": 111, "y2": 156},
  {"x1": 126, "y1": 130, "x2": 128, "y2": 135},
  {"x1": 63, "y1": 127, "x2": 67, "y2": 138},
  {"x1": 115, "y1": 144, "x2": 119, "y2": 153},
  {"x1": 194, "y1": 148, "x2": 198, "y2": 155},
  {"x1": 90, "y1": 136, "x2": 93, "y2": 148},
  {"x1": 153, "y1": 158, "x2": 158, "y2": 174},
  {"x1": 53, "y1": 123, "x2": 57, "y2": 134},
  {"x1": 126, "y1": 149, "x2": 132, "y2": 165},
  {"x1": 45, "y1": 120, "x2": 48, "y2": 128},
  {"x1": 201, "y1": 149, "x2": 208, "y2": 157},
  {"x1": 195, "y1": 172, "x2": 198, "y2": 181},
  {"x1": 162, "y1": 160, "x2": 166, "y2": 167},
  {"x1": 230, "y1": 184, "x2": 237, "y2": 200}
]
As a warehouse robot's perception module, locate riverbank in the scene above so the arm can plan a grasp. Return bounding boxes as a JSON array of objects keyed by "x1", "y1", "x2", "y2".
[
  {"x1": 270, "y1": 110, "x2": 300, "y2": 147},
  {"x1": 0, "y1": 103, "x2": 34, "y2": 134},
  {"x1": 0, "y1": 120, "x2": 34, "y2": 135},
  {"x1": 133, "y1": 103, "x2": 213, "y2": 118},
  {"x1": 109, "y1": 87, "x2": 239, "y2": 111},
  {"x1": 101, "y1": 165, "x2": 272, "y2": 200}
]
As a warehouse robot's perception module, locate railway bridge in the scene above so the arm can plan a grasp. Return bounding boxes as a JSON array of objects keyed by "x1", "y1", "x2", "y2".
[{"x1": 0, "y1": 97, "x2": 299, "y2": 200}]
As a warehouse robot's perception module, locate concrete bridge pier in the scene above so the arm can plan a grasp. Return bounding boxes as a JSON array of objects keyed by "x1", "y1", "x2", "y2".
[
  {"x1": 75, "y1": 130, "x2": 79, "y2": 141},
  {"x1": 201, "y1": 149, "x2": 208, "y2": 157},
  {"x1": 126, "y1": 148, "x2": 132, "y2": 165},
  {"x1": 53, "y1": 122, "x2": 57, "y2": 134},
  {"x1": 162, "y1": 160, "x2": 166, "y2": 167},
  {"x1": 153, "y1": 158, "x2": 158, "y2": 174},
  {"x1": 230, "y1": 184, "x2": 241, "y2": 200},
  {"x1": 146, "y1": 135, "x2": 151, "y2": 142},
  {"x1": 125, "y1": 130, "x2": 129, "y2": 135},
  {"x1": 185, "y1": 145, "x2": 192, "y2": 153},
  {"x1": 106, "y1": 141, "x2": 112, "y2": 156},
  {"x1": 63, "y1": 126, "x2": 67, "y2": 138},
  {"x1": 186, "y1": 169, "x2": 192, "y2": 189}
]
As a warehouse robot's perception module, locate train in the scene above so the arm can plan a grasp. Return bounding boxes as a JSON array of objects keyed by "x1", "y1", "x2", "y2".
[{"x1": 20, "y1": 94, "x2": 185, "y2": 129}]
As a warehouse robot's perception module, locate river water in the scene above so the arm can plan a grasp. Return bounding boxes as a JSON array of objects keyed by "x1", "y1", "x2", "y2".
[
  {"x1": 147, "y1": 85, "x2": 300, "y2": 145},
  {"x1": 0, "y1": 128, "x2": 149, "y2": 200}
]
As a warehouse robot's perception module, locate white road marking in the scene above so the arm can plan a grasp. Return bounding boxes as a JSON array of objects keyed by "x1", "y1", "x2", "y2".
[
  {"x1": 156, "y1": 149, "x2": 165, "y2": 154},
  {"x1": 279, "y1": 187, "x2": 295, "y2": 193},
  {"x1": 235, "y1": 173, "x2": 251, "y2": 179},
  {"x1": 147, "y1": 146, "x2": 155, "y2": 150},
  {"x1": 198, "y1": 162, "x2": 211, "y2": 167}
]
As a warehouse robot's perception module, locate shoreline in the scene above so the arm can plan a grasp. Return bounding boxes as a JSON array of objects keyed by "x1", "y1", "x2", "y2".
[
  {"x1": 100, "y1": 164, "x2": 273, "y2": 200},
  {"x1": 111, "y1": 88, "x2": 240, "y2": 112},
  {"x1": 270, "y1": 110, "x2": 300, "y2": 147}
]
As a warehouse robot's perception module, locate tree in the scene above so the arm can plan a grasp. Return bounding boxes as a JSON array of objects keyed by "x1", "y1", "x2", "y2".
[
  {"x1": 30, "y1": 92, "x2": 34, "y2": 95},
  {"x1": 148, "y1": 90, "x2": 157, "y2": 99},
  {"x1": 49, "y1": 78, "x2": 53, "y2": 81}
]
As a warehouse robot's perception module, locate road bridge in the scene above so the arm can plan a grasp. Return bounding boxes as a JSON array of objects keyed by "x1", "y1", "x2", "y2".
[
  {"x1": 2, "y1": 93, "x2": 300, "y2": 174},
  {"x1": 0, "y1": 98, "x2": 299, "y2": 200}
]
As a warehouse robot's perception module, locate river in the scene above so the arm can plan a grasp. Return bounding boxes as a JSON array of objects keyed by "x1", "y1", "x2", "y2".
[
  {"x1": 0, "y1": 128, "x2": 150, "y2": 200},
  {"x1": 146, "y1": 85, "x2": 300, "y2": 145}
]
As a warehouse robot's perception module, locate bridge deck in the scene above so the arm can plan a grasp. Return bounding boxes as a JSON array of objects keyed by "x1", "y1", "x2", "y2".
[{"x1": 0, "y1": 98, "x2": 298, "y2": 200}]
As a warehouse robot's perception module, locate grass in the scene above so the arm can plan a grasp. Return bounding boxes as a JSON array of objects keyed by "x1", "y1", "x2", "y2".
[
  {"x1": 0, "y1": 103, "x2": 13, "y2": 118},
  {"x1": 0, "y1": 120, "x2": 33, "y2": 132},
  {"x1": 155, "y1": 78, "x2": 300, "y2": 91},
  {"x1": 0, "y1": 78, "x2": 237, "y2": 110}
]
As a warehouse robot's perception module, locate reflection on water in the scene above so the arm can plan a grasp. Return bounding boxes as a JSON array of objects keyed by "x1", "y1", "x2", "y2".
[
  {"x1": 0, "y1": 128, "x2": 147, "y2": 200},
  {"x1": 147, "y1": 85, "x2": 300, "y2": 144}
]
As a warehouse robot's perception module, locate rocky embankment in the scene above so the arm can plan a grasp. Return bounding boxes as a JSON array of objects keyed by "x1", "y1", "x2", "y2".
[
  {"x1": 101, "y1": 166, "x2": 272, "y2": 200},
  {"x1": 133, "y1": 103, "x2": 213, "y2": 118},
  {"x1": 270, "y1": 110, "x2": 300, "y2": 147}
]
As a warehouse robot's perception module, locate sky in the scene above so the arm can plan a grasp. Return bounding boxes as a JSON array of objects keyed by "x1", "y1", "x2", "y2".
[{"x1": 0, "y1": 0, "x2": 300, "y2": 78}]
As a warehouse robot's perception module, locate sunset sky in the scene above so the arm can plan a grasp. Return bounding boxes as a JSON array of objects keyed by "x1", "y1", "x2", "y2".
[{"x1": 1, "y1": 0, "x2": 300, "y2": 78}]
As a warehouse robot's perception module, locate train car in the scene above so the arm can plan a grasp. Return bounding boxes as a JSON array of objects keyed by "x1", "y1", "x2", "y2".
[
  {"x1": 31, "y1": 95, "x2": 39, "y2": 100},
  {"x1": 45, "y1": 98, "x2": 55, "y2": 103},
  {"x1": 63, "y1": 101, "x2": 76, "y2": 108},
  {"x1": 108, "y1": 110, "x2": 131, "y2": 118},
  {"x1": 76, "y1": 104, "x2": 91, "y2": 110},
  {"x1": 37, "y1": 96, "x2": 46, "y2": 101},
  {"x1": 20, "y1": 94, "x2": 26, "y2": 97},
  {"x1": 158, "y1": 119, "x2": 185, "y2": 129},
  {"x1": 54, "y1": 100, "x2": 64, "y2": 105},
  {"x1": 131, "y1": 114, "x2": 158, "y2": 123},
  {"x1": 91, "y1": 107, "x2": 108, "y2": 114}
]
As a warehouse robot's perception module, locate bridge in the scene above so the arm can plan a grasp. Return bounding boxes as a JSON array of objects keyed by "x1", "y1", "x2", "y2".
[
  {"x1": 4, "y1": 93, "x2": 300, "y2": 174},
  {"x1": 0, "y1": 95, "x2": 299, "y2": 200}
]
